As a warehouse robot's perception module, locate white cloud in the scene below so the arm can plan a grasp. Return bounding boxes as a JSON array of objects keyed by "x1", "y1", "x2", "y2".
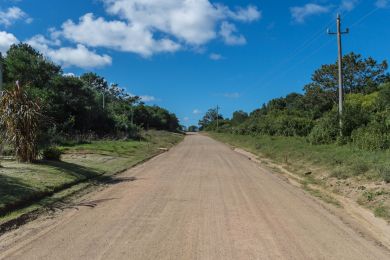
[
  {"x1": 216, "y1": 4, "x2": 262, "y2": 22},
  {"x1": 1, "y1": 1, "x2": 261, "y2": 68},
  {"x1": 140, "y1": 95, "x2": 156, "y2": 102},
  {"x1": 0, "y1": 7, "x2": 30, "y2": 26},
  {"x1": 129, "y1": 93, "x2": 157, "y2": 103},
  {"x1": 375, "y1": 0, "x2": 389, "y2": 8},
  {"x1": 0, "y1": 31, "x2": 18, "y2": 54},
  {"x1": 340, "y1": 0, "x2": 359, "y2": 11},
  {"x1": 193, "y1": 109, "x2": 202, "y2": 115},
  {"x1": 183, "y1": 117, "x2": 190, "y2": 122},
  {"x1": 27, "y1": 35, "x2": 112, "y2": 68},
  {"x1": 48, "y1": 44, "x2": 112, "y2": 69},
  {"x1": 219, "y1": 22, "x2": 246, "y2": 45},
  {"x1": 224, "y1": 92, "x2": 241, "y2": 98},
  {"x1": 60, "y1": 13, "x2": 180, "y2": 57},
  {"x1": 209, "y1": 53, "x2": 224, "y2": 60},
  {"x1": 63, "y1": 72, "x2": 76, "y2": 77},
  {"x1": 103, "y1": 0, "x2": 220, "y2": 45},
  {"x1": 54, "y1": 0, "x2": 260, "y2": 57},
  {"x1": 290, "y1": 3, "x2": 330, "y2": 23}
]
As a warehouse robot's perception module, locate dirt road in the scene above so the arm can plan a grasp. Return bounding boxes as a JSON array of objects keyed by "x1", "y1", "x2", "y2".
[{"x1": 1, "y1": 134, "x2": 389, "y2": 259}]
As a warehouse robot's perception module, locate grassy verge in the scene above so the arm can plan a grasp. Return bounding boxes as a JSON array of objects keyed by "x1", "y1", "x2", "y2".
[
  {"x1": 0, "y1": 130, "x2": 183, "y2": 224},
  {"x1": 209, "y1": 132, "x2": 390, "y2": 221}
]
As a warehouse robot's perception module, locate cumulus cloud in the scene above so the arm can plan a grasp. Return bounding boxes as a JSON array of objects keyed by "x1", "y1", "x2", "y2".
[
  {"x1": 60, "y1": 13, "x2": 180, "y2": 57},
  {"x1": 1, "y1": 1, "x2": 261, "y2": 68},
  {"x1": 54, "y1": 0, "x2": 261, "y2": 57},
  {"x1": 290, "y1": 3, "x2": 330, "y2": 23},
  {"x1": 0, "y1": 7, "x2": 30, "y2": 26},
  {"x1": 216, "y1": 4, "x2": 262, "y2": 22},
  {"x1": 0, "y1": 31, "x2": 18, "y2": 54},
  {"x1": 48, "y1": 44, "x2": 112, "y2": 69},
  {"x1": 219, "y1": 22, "x2": 246, "y2": 45},
  {"x1": 27, "y1": 35, "x2": 112, "y2": 68}
]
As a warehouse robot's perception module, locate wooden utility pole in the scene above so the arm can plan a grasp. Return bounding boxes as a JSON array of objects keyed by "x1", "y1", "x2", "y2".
[{"x1": 328, "y1": 14, "x2": 349, "y2": 137}]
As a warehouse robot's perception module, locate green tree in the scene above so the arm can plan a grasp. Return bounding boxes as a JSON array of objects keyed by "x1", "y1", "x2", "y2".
[
  {"x1": 188, "y1": 125, "x2": 199, "y2": 132},
  {"x1": 231, "y1": 110, "x2": 248, "y2": 125},
  {"x1": 198, "y1": 108, "x2": 223, "y2": 130},
  {"x1": 307, "y1": 52, "x2": 388, "y2": 102},
  {"x1": 3, "y1": 43, "x2": 61, "y2": 89}
]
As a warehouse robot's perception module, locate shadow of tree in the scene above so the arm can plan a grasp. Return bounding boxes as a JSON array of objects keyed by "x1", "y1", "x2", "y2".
[
  {"x1": 36, "y1": 160, "x2": 103, "y2": 180},
  {"x1": 0, "y1": 160, "x2": 138, "y2": 217},
  {"x1": 0, "y1": 174, "x2": 39, "y2": 212}
]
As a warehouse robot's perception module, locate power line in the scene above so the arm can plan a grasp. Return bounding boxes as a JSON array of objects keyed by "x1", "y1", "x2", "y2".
[
  {"x1": 242, "y1": 6, "x2": 380, "y2": 98},
  {"x1": 241, "y1": 17, "x2": 336, "y2": 95}
]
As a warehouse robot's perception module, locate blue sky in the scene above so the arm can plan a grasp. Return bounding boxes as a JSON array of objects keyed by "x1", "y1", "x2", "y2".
[{"x1": 0, "y1": 0, "x2": 389, "y2": 126}]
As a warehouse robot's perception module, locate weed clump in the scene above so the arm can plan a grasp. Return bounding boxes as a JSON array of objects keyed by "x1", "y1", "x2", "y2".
[
  {"x1": 374, "y1": 205, "x2": 390, "y2": 219},
  {"x1": 330, "y1": 168, "x2": 350, "y2": 179},
  {"x1": 42, "y1": 147, "x2": 62, "y2": 161},
  {"x1": 351, "y1": 161, "x2": 370, "y2": 176}
]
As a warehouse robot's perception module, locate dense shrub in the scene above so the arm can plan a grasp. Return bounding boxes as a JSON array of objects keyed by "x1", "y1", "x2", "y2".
[
  {"x1": 307, "y1": 112, "x2": 339, "y2": 144},
  {"x1": 351, "y1": 124, "x2": 390, "y2": 151},
  {"x1": 42, "y1": 146, "x2": 62, "y2": 161},
  {"x1": 231, "y1": 114, "x2": 313, "y2": 137},
  {"x1": 341, "y1": 99, "x2": 371, "y2": 137}
]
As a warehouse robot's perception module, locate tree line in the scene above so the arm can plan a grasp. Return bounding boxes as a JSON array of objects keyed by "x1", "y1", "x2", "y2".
[
  {"x1": 0, "y1": 43, "x2": 180, "y2": 162},
  {"x1": 200, "y1": 52, "x2": 390, "y2": 151}
]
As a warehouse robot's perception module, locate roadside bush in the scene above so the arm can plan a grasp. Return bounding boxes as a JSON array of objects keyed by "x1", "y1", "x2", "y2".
[
  {"x1": 42, "y1": 146, "x2": 62, "y2": 161},
  {"x1": 308, "y1": 111, "x2": 339, "y2": 145},
  {"x1": 271, "y1": 114, "x2": 314, "y2": 137},
  {"x1": 341, "y1": 102, "x2": 370, "y2": 137},
  {"x1": 351, "y1": 124, "x2": 390, "y2": 151}
]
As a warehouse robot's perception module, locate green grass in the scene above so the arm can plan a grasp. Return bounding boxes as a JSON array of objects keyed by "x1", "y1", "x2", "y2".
[
  {"x1": 374, "y1": 205, "x2": 390, "y2": 219},
  {"x1": 0, "y1": 131, "x2": 183, "y2": 219},
  {"x1": 209, "y1": 132, "x2": 390, "y2": 182}
]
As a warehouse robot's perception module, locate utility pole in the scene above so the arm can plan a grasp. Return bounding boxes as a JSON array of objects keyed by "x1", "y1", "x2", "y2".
[
  {"x1": 216, "y1": 105, "x2": 220, "y2": 132},
  {"x1": 102, "y1": 91, "x2": 105, "y2": 110},
  {"x1": 327, "y1": 14, "x2": 349, "y2": 137}
]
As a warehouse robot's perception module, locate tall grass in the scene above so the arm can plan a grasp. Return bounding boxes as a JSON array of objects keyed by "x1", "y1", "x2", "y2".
[
  {"x1": 0, "y1": 82, "x2": 42, "y2": 162},
  {"x1": 210, "y1": 132, "x2": 390, "y2": 182}
]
